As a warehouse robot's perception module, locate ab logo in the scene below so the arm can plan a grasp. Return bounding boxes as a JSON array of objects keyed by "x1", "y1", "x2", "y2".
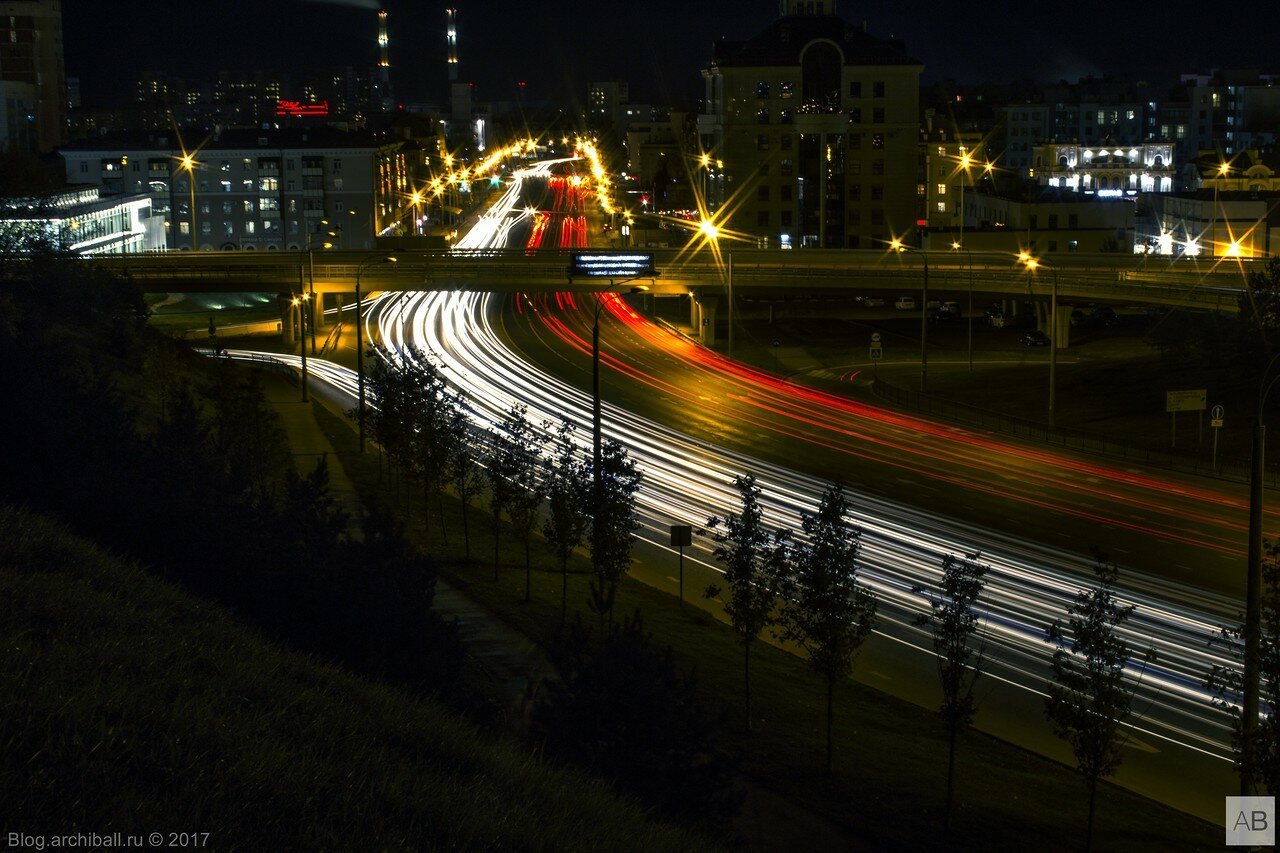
[{"x1": 1227, "y1": 796, "x2": 1275, "y2": 846}]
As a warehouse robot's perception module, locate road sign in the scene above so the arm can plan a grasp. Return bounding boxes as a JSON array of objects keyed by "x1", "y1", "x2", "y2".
[
  {"x1": 1212, "y1": 404, "x2": 1225, "y2": 420},
  {"x1": 1212, "y1": 419, "x2": 1224, "y2": 428},
  {"x1": 1165, "y1": 389, "x2": 1207, "y2": 412},
  {"x1": 871, "y1": 332, "x2": 882, "y2": 343},
  {"x1": 569, "y1": 252, "x2": 655, "y2": 278},
  {"x1": 669, "y1": 525, "x2": 692, "y2": 547},
  {"x1": 870, "y1": 346, "x2": 883, "y2": 361}
]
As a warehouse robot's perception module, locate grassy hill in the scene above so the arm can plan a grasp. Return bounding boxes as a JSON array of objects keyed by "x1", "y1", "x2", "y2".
[{"x1": 0, "y1": 505, "x2": 712, "y2": 852}]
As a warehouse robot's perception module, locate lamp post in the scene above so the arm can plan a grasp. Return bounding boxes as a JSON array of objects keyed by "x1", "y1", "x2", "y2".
[
  {"x1": 305, "y1": 221, "x2": 337, "y2": 355},
  {"x1": 355, "y1": 255, "x2": 398, "y2": 453},
  {"x1": 592, "y1": 280, "x2": 649, "y2": 502},
  {"x1": 891, "y1": 238, "x2": 929, "y2": 391},
  {"x1": 1212, "y1": 161, "x2": 1229, "y2": 258},
  {"x1": 952, "y1": 242, "x2": 974, "y2": 371},
  {"x1": 1023, "y1": 255, "x2": 1058, "y2": 427},
  {"x1": 698, "y1": 218, "x2": 734, "y2": 358},
  {"x1": 180, "y1": 153, "x2": 197, "y2": 251},
  {"x1": 291, "y1": 291, "x2": 308, "y2": 403},
  {"x1": 1243, "y1": 353, "x2": 1280, "y2": 794}
]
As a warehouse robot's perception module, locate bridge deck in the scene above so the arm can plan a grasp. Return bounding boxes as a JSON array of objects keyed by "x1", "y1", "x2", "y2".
[{"x1": 84, "y1": 249, "x2": 1251, "y2": 310}]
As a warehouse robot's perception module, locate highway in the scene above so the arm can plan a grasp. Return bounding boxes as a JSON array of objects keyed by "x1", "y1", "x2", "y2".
[{"x1": 230, "y1": 158, "x2": 1250, "y2": 821}]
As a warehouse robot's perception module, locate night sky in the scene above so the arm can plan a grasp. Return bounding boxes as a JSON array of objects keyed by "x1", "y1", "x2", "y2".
[{"x1": 65, "y1": 0, "x2": 1272, "y2": 109}]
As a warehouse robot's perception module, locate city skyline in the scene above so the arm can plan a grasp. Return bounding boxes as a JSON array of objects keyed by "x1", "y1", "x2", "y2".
[{"x1": 65, "y1": 0, "x2": 1273, "y2": 109}]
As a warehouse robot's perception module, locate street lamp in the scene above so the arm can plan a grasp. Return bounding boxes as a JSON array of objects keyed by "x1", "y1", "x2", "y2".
[
  {"x1": 952, "y1": 241, "x2": 975, "y2": 371},
  {"x1": 304, "y1": 221, "x2": 338, "y2": 355},
  {"x1": 698, "y1": 217, "x2": 736, "y2": 358},
  {"x1": 891, "y1": 238, "x2": 930, "y2": 391},
  {"x1": 1022, "y1": 254, "x2": 1058, "y2": 427},
  {"x1": 1212, "y1": 161, "x2": 1230, "y2": 258},
  {"x1": 592, "y1": 280, "x2": 650, "y2": 527},
  {"x1": 1243, "y1": 353, "x2": 1280, "y2": 795},
  {"x1": 355, "y1": 255, "x2": 397, "y2": 453},
  {"x1": 179, "y1": 152, "x2": 198, "y2": 251},
  {"x1": 291, "y1": 293, "x2": 309, "y2": 403}
]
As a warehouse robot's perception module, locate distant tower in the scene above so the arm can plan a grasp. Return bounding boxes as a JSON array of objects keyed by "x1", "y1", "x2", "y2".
[
  {"x1": 375, "y1": 9, "x2": 391, "y2": 109},
  {"x1": 378, "y1": 10, "x2": 390, "y2": 70},
  {"x1": 446, "y1": 8, "x2": 459, "y2": 82}
]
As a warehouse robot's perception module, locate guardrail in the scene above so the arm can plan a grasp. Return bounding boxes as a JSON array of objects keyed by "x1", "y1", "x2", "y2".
[{"x1": 871, "y1": 377, "x2": 1278, "y2": 488}]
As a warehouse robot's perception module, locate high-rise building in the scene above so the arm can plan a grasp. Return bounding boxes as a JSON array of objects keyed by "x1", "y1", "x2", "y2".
[
  {"x1": 698, "y1": 2, "x2": 922, "y2": 248},
  {"x1": 0, "y1": 0, "x2": 65, "y2": 152}
]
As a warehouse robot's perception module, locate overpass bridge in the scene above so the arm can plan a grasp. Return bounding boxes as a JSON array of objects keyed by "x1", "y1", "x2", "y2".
[
  {"x1": 92, "y1": 248, "x2": 1248, "y2": 309},
  {"x1": 91, "y1": 248, "x2": 1251, "y2": 349}
]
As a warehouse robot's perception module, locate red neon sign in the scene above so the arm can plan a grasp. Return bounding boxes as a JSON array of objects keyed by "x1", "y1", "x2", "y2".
[{"x1": 276, "y1": 100, "x2": 329, "y2": 117}]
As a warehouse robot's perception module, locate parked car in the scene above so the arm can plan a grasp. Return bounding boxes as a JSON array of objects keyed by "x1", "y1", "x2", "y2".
[
  {"x1": 894, "y1": 296, "x2": 916, "y2": 310},
  {"x1": 925, "y1": 298, "x2": 941, "y2": 309},
  {"x1": 1020, "y1": 330, "x2": 1050, "y2": 346},
  {"x1": 941, "y1": 300, "x2": 961, "y2": 316},
  {"x1": 863, "y1": 296, "x2": 885, "y2": 307},
  {"x1": 928, "y1": 307, "x2": 957, "y2": 323}
]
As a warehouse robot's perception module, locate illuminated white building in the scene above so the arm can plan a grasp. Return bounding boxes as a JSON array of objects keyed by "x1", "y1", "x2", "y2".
[
  {"x1": 1031, "y1": 142, "x2": 1175, "y2": 196},
  {"x1": 0, "y1": 185, "x2": 162, "y2": 254}
]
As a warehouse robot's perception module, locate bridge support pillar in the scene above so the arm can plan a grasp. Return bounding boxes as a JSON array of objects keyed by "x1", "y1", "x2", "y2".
[{"x1": 310, "y1": 293, "x2": 325, "y2": 335}]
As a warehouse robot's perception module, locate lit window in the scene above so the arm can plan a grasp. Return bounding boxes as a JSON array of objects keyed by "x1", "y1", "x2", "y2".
[
  {"x1": 916, "y1": 183, "x2": 925, "y2": 196},
  {"x1": 871, "y1": 133, "x2": 884, "y2": 150},
  {"x1": 179, "y1": 222, "x2": 190, "y2": 235},
  {"x1": 936, "y1": 183, "x2": 946, "y2": 195},
  {"x1": 937, "y1": 202, "x2": 946, "y2": 213},
  {"x1": 244, "y1": 221, "x2": 255, "y2": 234}
]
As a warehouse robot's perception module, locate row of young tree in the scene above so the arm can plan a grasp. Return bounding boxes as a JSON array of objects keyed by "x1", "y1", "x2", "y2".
[
  {"x1": 703, "y1": 474, "x2": 1158, "y2": 849},
  {"x1": 365, "y1": 349, "x2": 642, "y2": 627}
]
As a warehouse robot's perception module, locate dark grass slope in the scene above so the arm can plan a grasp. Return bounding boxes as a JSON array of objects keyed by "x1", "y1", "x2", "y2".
[{"x1": 0, "y1": 506, "x2": 713, "y2": 852}]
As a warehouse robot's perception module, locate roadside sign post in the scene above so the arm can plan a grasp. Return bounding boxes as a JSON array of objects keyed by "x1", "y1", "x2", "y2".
[
  {"x1": 1166, "y1": 389, "x2": 1207, "y2": 449},
  {"x1": 669, "y1": 524, "x2": 692, "y2": 608},
  {"x1": 1211, "y1": 404, "x2": 1225, "y2": 470},
  {"x1": 870, "y1": 332, "x2": 882, "y2": 380}
]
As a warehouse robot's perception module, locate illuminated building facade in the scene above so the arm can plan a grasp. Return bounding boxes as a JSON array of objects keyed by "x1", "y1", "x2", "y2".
[
  {"x1": 0, "y1": 185, "x2": 162, "y2": 254},
  {"x1": 60, "y1": 128, "x2": 407, "y2": 251},
  {"x1": 1030, "y1": 141, "x2": 1175, "y2": 195},
  {"x1": 698, "y1": 0, "x2": 922, "y2": 248}
]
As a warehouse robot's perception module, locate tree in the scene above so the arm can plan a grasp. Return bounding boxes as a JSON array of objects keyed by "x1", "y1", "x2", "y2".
[
  {"x1": 486, "y1": 403, "x2": 537, "y2": 584},
  {"x1": 703, "y1": 473, "x2": 791, "y2": 732},
  {"x1": 1239, "y1": 255, "x2": 1280, "y2": 358},
  {"x1": 1207, "y1": 539, "x2": 1280, "y2": 796},
  {"x1": 778, "y1": 483, "x2": 877, "y2": 774},
  {"x1": 587, "y1": 438, "x2": 642, "y2": 627},
  {"x1": 533, "y1": 612, "x2": 742, "y2": 829},
  {"x1": 446, "y1": 391, "x2": 483, "y2": 561},
  {"x1": 402, "y1": 354, "x2": 457, "y2": 539},
  {"x1": 366, "y1": 355, "x2": 416, "y2": 500},
  {"x1": 1045, "y1": 550, "x2": 1156, "y2": 852},
  {"x1": 543, "y1": 417, "x2": 590, "y2": 629},
  {"x1": 913, "y1": 551, "x2": 990, "y2": 834}
]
